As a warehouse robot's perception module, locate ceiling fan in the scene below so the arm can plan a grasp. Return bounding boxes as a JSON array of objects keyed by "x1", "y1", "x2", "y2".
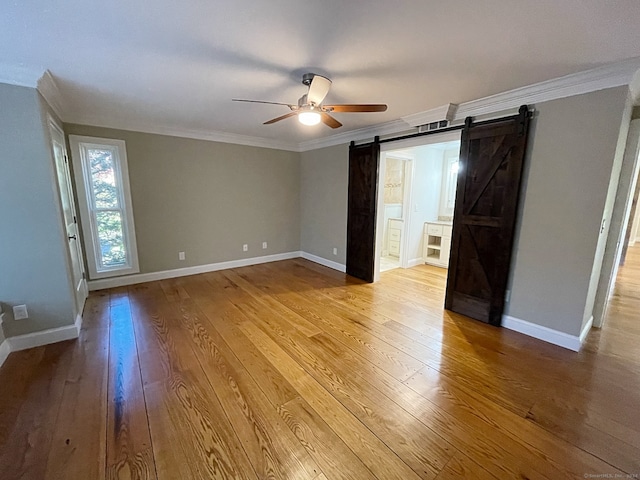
[{"x1": 233, "y1": 73, "x2": 387, "y2": 129}]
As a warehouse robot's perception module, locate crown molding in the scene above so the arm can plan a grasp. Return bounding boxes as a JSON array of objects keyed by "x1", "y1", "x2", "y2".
[
  {"x1": 0, "y1": 63, "x2": 44, "y2": 88},
  {"x1": 401, "y1": 103, "x2": 458, "y2": 127},
  {"x1": 36, "y1": 70, "x2": 66, "y2": 120},
  {"x1": 6, "y1": 57, "x2": 637, "y2": 154},
  {"x1": 454, "y1": 57, "x2": 640, "y2": 120},
  {"x1": 298, "y1": 58, "x2": 640, "y2": 151},
  {"x1": 66, "y1": 112, "x2": 301, "y2": 151}
]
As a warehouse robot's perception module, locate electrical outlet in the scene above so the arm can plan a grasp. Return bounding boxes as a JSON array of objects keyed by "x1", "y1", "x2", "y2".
[
  {"x1": 13, "y1": 304, "x2": 28, "y2": 320},
  {"x1": 243, "y1": 244, "x2": 248, "y2": 252},
  {"x1": 333, "y1": 247, "x2": 338, "y2": 256},
  {"x1": 262, "y1": 242, "x2": 267, "y2": 249},
  {"x1": 178, "y1": 251, "x2": 185, "y2": 261}
]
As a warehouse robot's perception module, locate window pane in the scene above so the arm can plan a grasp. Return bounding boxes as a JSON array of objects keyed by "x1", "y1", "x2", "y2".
[
  {"x1": 96, "y1": 211, "x2": 127, "y2": 267},
  {"x1": 89, "y1": 148, "x2": 119, "y2": 209}
]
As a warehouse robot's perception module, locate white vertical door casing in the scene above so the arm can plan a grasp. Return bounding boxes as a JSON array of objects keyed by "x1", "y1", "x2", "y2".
[{"x1": 49, "y1": 118, "x2": 88, "y2": 316}]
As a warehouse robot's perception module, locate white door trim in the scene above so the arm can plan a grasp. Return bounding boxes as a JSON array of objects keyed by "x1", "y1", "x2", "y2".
[{"x1": 48, "y1": 115, "x2": 88, "y2": 317}]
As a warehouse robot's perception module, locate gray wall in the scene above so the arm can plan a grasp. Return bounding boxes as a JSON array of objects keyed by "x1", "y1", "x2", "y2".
[
  {"x1": 300, "y1": 144, "x2": 349, "y2": 264},
  {"x1": 64, "y1": 124, "x2": 301, "y2": 276},
  {"x1": 299, "y1": 87, "x2": 630, "y2": 337},
  {"x1": 506, "y1": 86, "x2": 629, "y2": 335},
  {"x1": 0, "y1": 83, "x2": 76, "y2": 337},
  {"x1": 1, "y1": 83, "x2": 628, "y2": 342}
]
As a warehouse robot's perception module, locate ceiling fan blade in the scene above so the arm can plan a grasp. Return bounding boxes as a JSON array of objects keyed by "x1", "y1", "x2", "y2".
[
  {"x1": 320, "y1": 112, "x2": 342, "y2": 129},
  {"x1": 307, "y1": 75, "x2": 332, "y2": 105},
  {"x1": 263, "y1": 111, "x2": 298, "y2": 125},
  {"x1": 323, "y1": 104, "x2": 388, "y2": 112},
  {"x1": 233, "y1": 99, "x2": 295, "y2": 108}
]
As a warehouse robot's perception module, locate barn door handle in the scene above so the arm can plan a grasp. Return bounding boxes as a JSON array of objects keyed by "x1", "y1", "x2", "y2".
[{"x1": 68, "y1": 235, "x2": 77, "y2": 240}]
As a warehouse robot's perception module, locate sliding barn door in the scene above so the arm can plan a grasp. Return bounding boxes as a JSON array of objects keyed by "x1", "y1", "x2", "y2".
[
  {"x1": 346, "y1": 140, "x2": 380, "y2": 282},
  {"x1": 445, "y1": 106, "x2": 531, "y2": 325}
]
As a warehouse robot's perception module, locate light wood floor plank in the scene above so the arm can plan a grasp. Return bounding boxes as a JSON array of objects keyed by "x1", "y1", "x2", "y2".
[
  {"x1": 434, "y1": 452, "x2": 499, "y2": 480},
  {"x1": 238, "y1": 319, "x2": 424, "y2": 480},
  {"x1": 130, "y1": 294, "x2": 257, "y2": 479},
  {"x1": 168, "y1": 298, "x2": 322, "y2": 479},
  {"x1": 1, "y1": 245, "x2": 639, "y2": 479},
  {"x1": 44, "y1": 294, "x2": 110, "y2": 480},
  {"x1": 0, "y1": 342, "x2": 73, "y2": 480},
  {"x1": 277, "y1": 396, "x2": 378, "y2": 480},
  {"x1": 242, "y1": 264, "x2": 427, "y2": 381},
  {"x1": 235, "y1": 301, "x2": 456, "y2": 479},
  {"x1": 106, "y1": 296, "x2": 156, "y2": 480}
]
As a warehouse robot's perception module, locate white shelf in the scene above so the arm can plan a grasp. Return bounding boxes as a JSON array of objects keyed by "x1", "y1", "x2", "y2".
[{"x1": 423, "y1": 221, "x2": 452, "y2": 269}]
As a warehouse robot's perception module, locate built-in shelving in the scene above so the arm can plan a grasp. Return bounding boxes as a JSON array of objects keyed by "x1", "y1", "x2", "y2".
[{"x1": 423, "y1": 222, "x2": 452, "y2": 268}]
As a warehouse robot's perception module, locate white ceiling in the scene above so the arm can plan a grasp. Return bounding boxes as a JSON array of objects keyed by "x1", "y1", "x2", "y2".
[{"x1": 2, "y1": 1, "x2": 640, "y2": 148}]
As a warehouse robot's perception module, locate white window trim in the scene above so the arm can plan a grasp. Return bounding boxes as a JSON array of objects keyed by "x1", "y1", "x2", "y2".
[{"x1": 69, "y1": 135, "x2": 140, "y2": 279}]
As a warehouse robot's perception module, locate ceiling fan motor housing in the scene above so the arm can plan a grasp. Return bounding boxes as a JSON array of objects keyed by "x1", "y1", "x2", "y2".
[{"x1": 302, "y1": 73, "x2": 316, "y2": 86}]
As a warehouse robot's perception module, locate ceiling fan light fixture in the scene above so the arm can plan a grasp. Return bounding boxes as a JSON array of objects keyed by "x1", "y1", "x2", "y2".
[
  {"x1": 233, "y1": 72, "x2": 387, "y2": 129},
  {"x1": 298, "y1": 110, "x2": 321, "y2": 126}
]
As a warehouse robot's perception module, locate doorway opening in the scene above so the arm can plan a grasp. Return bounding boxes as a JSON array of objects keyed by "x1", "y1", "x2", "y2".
[
  {"x1": 597, "y1": 117, "x2": 640, "y2": 330},
  {"x1": 374, "y1": 131, "x2": 462, "y2": 281}
]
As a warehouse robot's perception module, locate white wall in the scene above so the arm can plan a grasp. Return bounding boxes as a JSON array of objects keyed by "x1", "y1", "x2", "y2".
[{"x1": 406, "y1": 147, "x2": 443, "y2": 263}]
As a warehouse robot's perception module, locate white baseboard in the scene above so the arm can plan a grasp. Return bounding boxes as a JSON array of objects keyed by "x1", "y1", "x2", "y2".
[
  {"x1": 300, "y1": 252, "x2": 346, "y2": 272},
  {"x1": 579, "y1": 315, "x2": 594, "y2": 344},
  {"x1": 0, "y1": 312, "x2": 82, "y2": 368},
  {"x1": 88, "y1": 250, "x2": 348, "y2": 292},
  {"x1": 0, "y1": 338, "x2": 10, "y2": 368},
  {"x1": 502, "y1": 315, "x2": 592, "y2": 352},
  {"x1": 8, "y1": 313, "x2": 82, "y2": 353},
  {"x1": 0, "y1": 252, "x2": 344, "y2": 365},
  {"x1": 88, "y1": 251, "x2": 303, "y2": 290},
  {"x1": 408, "y1": 257, "x2": 425, "y2": 267}
]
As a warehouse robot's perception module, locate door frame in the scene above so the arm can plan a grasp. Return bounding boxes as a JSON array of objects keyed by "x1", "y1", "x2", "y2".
[
  {"x1": 595, "y1": 117, "x2": 640, "y2": 327},
  {"x1": 48, "y1": 115, "x2": 88, "y2": 317},
  {"x1": 375, "y1": 150, "x2": 415, "y2": 277},
  {"x1": 400, "y1": 157, "x2": 414, "y2": 268},
  {"x1": 375, "y1": 130, "x2": 462, "y2": 281}
]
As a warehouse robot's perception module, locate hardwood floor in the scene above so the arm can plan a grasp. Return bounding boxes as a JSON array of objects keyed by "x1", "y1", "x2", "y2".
[{"x1": 1, "y1": 247, "x2": 639, "y2": 479}]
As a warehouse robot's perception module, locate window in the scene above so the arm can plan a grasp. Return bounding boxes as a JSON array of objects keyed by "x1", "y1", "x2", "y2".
[{"x1": 69, "y1": 136, "x2": 139, "y2": 279}]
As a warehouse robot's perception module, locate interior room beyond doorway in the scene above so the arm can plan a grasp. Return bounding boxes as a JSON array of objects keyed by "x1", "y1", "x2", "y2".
[{"x1": 375, "y1": 132, "x2": 461, "y2": 280}]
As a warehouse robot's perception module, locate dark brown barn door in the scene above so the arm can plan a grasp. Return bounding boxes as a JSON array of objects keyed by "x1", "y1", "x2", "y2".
[
  {"x1": 346, "y1": 139, "x2": 380, "y2": 282},
  {"x1": 445, "y1": 106, "x2": 531, "y2": 325}
]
